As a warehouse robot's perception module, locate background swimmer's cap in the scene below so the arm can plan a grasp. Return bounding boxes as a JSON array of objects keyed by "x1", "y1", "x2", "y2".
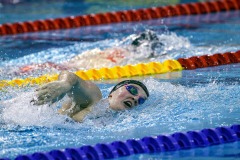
[
  {"x1": 131, "y1": 30, "x2": 160, "y2": 47},
  {"x1": 131, "y1": 30, "x2": 163, "y2": 58},
  {"x1": 109, "y1": 80, "x2": 149, "y2": 97}
]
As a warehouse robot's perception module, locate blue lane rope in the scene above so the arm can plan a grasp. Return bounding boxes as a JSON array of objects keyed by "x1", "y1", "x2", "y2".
[{"x1": 1, "y1": 124, "x2": 239, "y2": 160}]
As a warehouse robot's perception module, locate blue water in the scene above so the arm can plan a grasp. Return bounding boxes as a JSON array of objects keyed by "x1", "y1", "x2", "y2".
[
  {"x1": 0, "y1": 1, "x2": 240, "y2": 159},
  {"x1": 122, "y1": 141, "x2": 240, "y2": 159},
  {"x1": 0, "y1": 0, "x2": 204, "y2": 24}
]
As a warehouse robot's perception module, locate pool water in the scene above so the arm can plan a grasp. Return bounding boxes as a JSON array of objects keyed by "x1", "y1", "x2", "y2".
[
  {"x1": 123, "y1": 141, "x2": 240, "y2": 159},
  {"x1": 0, "y1": 1, "x2": 240, "y2": 159},
  {"x1": 0, "y1": 0, "x2": 204, "y2": 24}
]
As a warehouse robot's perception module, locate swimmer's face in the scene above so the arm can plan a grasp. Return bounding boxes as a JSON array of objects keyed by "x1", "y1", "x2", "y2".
[{"x1": 108, "y1": 84, "x2": 148, "y2": 111}]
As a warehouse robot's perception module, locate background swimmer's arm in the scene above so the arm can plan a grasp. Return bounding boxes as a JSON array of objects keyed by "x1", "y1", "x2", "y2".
[{"x1": 20, "y1": 62, "x2": 69, "y2": 73}]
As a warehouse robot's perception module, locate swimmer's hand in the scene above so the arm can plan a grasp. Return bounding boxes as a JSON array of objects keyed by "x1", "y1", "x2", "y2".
[{"x1": 31, "y1": 81, "x2": 71, "y2": 105}]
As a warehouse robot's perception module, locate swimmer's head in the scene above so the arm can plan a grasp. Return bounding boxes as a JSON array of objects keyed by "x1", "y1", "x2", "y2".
[
  {"x1": 131, "y1": 30, "x2": 159, "y2": 47},
  {"x1": 130, "y1": 30, "x2": 163, "y2": 57},
  {"x1": 108, "y1": 80, "x2": 149, "y2": 111}
]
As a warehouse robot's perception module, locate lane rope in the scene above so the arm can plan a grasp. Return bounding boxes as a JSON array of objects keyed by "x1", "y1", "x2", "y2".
[
  {"x1": 1, "y1": 50, "x2": 239, "y2": 90},
  {"x1": 178, "y1": 50, "x2": 240, "y2": 70},
  {"x1": 2, "y1": 124, "x2": 239, "y2": 160},
  {"x1": 0, "y1": 60, "x2": 182, "y2": 90},
  {"x1": 0, "y1": 0, "x2": 239, "y2": 36}
]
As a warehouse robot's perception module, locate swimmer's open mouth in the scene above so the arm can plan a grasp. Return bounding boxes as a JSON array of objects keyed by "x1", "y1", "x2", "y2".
[{"x1": 124, "y1": 101, "x2": 132, "y2": 108}]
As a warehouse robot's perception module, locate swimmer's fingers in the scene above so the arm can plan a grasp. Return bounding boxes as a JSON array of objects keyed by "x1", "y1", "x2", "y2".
[
  {"x1": 33, "y1": 88, "x2": 52, "y2": 104},
  {"x1": 36, "y1": 88, "x2": 62, "y2": 102},
  {"x1": 33, "y1": 81, "x2": 67, "y2": 105},
  {"x1": 32, "y1": 95, "x2": 52, "y2": 105},
  {"x1": 34, "y1": 94, "x2": 63, "y2": 106},
  {"x1": 37, "y1": 93, "x2": 52, "y2": 102}
]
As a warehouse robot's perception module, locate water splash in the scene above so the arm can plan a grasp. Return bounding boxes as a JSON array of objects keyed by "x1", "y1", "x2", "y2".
[
  {"x1": 1, "y1": 88, "x2": 69, "y2": 127},
  {"x1": 1, "y1": 78, "x2": 239, "y2": 132},
  {"x1": 0, "y1": 75, "x2": 239, "y2": 158}
]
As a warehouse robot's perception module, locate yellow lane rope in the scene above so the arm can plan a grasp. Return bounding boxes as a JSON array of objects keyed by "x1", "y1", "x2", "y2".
[{"x1": 0, "y1": 60, "x2": 183, "y2": 90}]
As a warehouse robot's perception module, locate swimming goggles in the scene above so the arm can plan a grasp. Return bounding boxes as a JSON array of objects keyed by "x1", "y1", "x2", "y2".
[{"x1": 125, "y1": 85, "x2": 146, "y2": 105}]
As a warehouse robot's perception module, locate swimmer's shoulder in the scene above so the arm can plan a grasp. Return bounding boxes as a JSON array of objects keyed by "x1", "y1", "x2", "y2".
[{"x1": 77, "y1": 79, "x2": 102, "y2": 103}]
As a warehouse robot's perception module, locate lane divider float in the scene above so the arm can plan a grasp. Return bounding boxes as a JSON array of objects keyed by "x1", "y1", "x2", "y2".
[
  {"x1": 1, "y1": 49, "x2": 240, "y2": 90},
  {"x1": 1, "y1": 50, "x2": 240, "y2": 90},
  {"x1": 0, "y1": 0, "x2": 239, "y2": 36},
  {"x1": 178, "y1": 50, "x2": 240, "y2": 70},
  {"x1": 2, "y1": 124, "x2": 239, "y2": 160},
  {"x1": 0, "y1": 60, "x2": 182, "y2": 90}
]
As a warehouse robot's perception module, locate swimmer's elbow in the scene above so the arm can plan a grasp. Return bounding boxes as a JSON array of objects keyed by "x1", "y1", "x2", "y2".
[{"x1": 58, "y1": 71, "x2": 82, "y2": 86}]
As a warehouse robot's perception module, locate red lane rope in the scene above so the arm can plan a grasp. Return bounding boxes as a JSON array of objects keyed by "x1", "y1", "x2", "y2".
[
  {"x1": 0, "y1": 0, "x2": 239, "y2": 36},
  {"x1": 177, "y1": 50, "x2": 240, "y2": 70}
]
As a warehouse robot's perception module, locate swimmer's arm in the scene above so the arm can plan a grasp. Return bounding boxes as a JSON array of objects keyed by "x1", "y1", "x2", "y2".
[
  {"x1": 33, "y1": 71, "x2": 101, "y2": 106},
  {"x1": 60, "y1": 71, "x2": 102, "y2": 104},
  {"x1": 58, "y1": 70, "x2": 81, "y2": 88},
  {"x1": 33, "y1": 71, "x2": 79, "y2": 105},
  {"x1": 59, "y1": 102, "x2": 93, "y2": 122}
]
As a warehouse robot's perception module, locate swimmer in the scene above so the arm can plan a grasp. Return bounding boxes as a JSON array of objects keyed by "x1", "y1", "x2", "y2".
[
  {"x1": 19, "y1": 30, "x2": 163, "y2": 73},
  {"x1": 31, "y1": 71, "x2": 149, "y2": 122}
]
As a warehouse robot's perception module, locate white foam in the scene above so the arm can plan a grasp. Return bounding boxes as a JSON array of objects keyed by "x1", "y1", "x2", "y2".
[{"x1": 1, "y1": 89, "x2": 68, "y2": 127}]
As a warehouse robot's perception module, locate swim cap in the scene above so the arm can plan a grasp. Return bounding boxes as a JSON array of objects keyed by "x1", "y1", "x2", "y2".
[
  {"x1": 109, "y1": 80, "x2": 149, "y2": 97},
  {"x1": 131, "y1": 30, "x2": 160, "y2": 47}
]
